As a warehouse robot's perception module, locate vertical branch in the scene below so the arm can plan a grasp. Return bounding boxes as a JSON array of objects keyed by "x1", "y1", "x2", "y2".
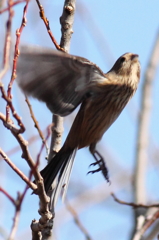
[
  {"x1": 48, "y1": 115, "x2": 64, "y2": 159},
  {"x1": 48, "y1": 0, "x2": 76, "y2": 161},
  {"x1": 0, "y1": 0, "x2": 13, "y2": 80},
  {"x1": 135, "y1": 32, "x2": 159, "y2": 203},
  {"x1": 60, "y1": 0, "x2": 75, "y2": 52},
  {"x1": 41, "y1": 1, "x2": 76, "y2": 239},
  {"x1": 131, "y1": 31, "x2": 159, "y2": 239},
  {"x1": 6, "y1": 0, "x2": 29, "y2": 122},
  {"x1": 28, "y1": 1, "x2": 76, "y2": 239},
  {"x1": 7, "y1": 0, "x2": 29, "y2": 98}
]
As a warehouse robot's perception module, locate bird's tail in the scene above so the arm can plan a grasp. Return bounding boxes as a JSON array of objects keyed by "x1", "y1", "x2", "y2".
[{"x1": 40, "y1": 146, "x2": 77, "y2": 204}]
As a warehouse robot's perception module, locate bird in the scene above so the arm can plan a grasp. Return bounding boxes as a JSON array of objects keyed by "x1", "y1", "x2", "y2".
[{"x1": 17, "y1": 46, "x2": 140, "y2": 204}]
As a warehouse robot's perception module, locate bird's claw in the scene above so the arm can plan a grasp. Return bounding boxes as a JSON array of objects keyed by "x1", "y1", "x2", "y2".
[
  {"x1": 88, "y1": 159, "x2": 110, "y2": 184},
  {"x1": 89, "y1": 160, "x2": 101, "y2": 167},
  {"x1": 87, "y1": 168, "x2": 101, "y2": 175}
]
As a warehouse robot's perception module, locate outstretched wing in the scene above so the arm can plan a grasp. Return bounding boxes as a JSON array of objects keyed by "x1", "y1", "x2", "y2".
[{"x1": 17, "y1": 46, "x2": 106, "y2": 116}]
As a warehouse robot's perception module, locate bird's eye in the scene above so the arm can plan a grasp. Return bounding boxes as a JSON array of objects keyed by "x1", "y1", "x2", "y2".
[{"x1": 120, "y1": 57, "x2": 125, "y2": 63}]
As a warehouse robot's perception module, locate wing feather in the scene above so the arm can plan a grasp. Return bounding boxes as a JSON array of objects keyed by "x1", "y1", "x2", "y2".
[{"x1": 17, "y1": 46, "x2": 106, "y2": 116}]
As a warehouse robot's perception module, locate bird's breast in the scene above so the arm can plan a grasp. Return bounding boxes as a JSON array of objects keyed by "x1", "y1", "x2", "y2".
[{"x1": 78, "y1": 83, "x2": 135, "y2": 148}]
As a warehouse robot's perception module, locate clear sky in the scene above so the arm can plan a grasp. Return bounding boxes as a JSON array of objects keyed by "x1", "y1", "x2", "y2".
[{"x1": 0, "y1": 1, "x2": 159, "y2": 239}]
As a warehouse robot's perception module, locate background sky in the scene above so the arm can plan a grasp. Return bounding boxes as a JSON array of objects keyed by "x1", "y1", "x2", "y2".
[{"x1": 0, "y1": 1, "x2": 159, "y2": 240}]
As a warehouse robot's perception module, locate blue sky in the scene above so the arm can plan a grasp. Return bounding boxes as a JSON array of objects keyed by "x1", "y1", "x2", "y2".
[{"x1": 0, "y1": 1, "x2": 159, "y2": 240}]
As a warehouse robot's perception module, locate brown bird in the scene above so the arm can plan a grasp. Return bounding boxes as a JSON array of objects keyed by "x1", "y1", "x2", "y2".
[{"x1": 17, "y1": 46, "x2": 140, "y2": 203}]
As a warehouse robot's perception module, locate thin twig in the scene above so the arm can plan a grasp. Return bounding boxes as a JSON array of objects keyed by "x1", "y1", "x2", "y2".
[
  {"x1": 25, "y1": 96, "x2": 49, "y2": 155},
  {"x1": 0, "y1": 148, "x2": 36, "y2": 190},
  {"x1": 6, "y1": 0, "x2": 29, "y2": 122},
  {"x1": 0, "y1": 187, "x2": 16, "y2": 205},
  {"x1": 35, "y1": 0, "x2": 64, "y2": 51},
  {"x1": 0, "y1": 0, "x2": 13, "y2": 80},
  {"x1": 0, "y1": 0, "x2": 26, "y2": 14},
  {"x1": 66, "y1": 200, "x2": 93, "y2": 240},
  {"x1": 0, "y1": 111, "x2": 16, "y2": 132},
  {"x1": 0, "y1": 112, "x2": 41, "y2": 184},
  {"x1": 0, "y1": 188, "x2": 21, "y2": 240},
  {"x1": 9, "y1": 158, "x2": 44, "y2": 240},
  {"x1": 5, "y1": 127, "x2": 49, "y2": 156},
  {"x1": 36, "y1": 124, "x2": 52, "y2": 166},
  {"x1": 9, "y1": 172, "x2": 34, "y2": 240},
  {"x1": 1, "y1": 0, "x2": 53, "y2": 238},
  {"x1": 111, "y1": 193, "x2": 159, "y2": 209},
  {"x1": 8, "y1": 193, "x2": 21, "y2": 240},
  {"x1": 0, "y1": 111, "x2": 52, "y2": 238},
  {"x1": 0, "y1": 82, "x2": 25, "y2": 133}
]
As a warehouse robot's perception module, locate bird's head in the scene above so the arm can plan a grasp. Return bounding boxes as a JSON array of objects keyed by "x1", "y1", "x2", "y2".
[{"x1": 107, "y1": 53, "x2": 140, "y2": 86}]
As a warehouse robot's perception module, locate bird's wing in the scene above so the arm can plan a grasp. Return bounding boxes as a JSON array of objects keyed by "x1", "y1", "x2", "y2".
[{"x1": 17, "y1": 46, "x2": 106, "y2": 116}]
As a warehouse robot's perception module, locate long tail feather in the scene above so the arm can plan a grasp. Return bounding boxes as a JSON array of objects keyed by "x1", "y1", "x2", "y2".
[
  {"x1": 40, "y1": 146, "x2": 77, "y2": 202},
  {"x1": 55, "y1": 148, "x2": 77, "y2": 203}
]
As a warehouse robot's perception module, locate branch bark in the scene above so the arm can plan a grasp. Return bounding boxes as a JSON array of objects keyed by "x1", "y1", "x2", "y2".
[
  {"x1": 131, "y1": 30, "x2": 159, "y2": 240},
  {"x1": 44, "y1": 1, "x2": 76, "y2": 238},
  {"x1": 31, "y1": 1, "x2": 76, "y2": 239},
  {"x1": 48, "y1": 0, "x2": 76, "y2": 161}
]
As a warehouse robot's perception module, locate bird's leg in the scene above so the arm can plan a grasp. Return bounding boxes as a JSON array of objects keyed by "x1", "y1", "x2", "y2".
[{"x1": 88, "y1": 144, "x2": 110, "y2": 183}]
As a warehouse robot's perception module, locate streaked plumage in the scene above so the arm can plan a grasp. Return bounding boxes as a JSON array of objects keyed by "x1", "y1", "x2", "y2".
[{"x1": 17, "y1": 46, "x2": 140, "y2": 205}]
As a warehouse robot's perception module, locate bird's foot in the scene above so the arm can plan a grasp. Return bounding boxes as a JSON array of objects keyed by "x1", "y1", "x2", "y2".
[
  {"x1": 88, "y1": 150, "x2": 110, "y2": 184},
  {"x1": 89, "y1": 160, "x2": 102, "y2": 167}
]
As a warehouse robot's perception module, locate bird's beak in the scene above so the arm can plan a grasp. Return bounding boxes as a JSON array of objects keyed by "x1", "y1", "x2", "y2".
[{"x1": 131, "y1": 54, "x2": 139, "y2": 61}]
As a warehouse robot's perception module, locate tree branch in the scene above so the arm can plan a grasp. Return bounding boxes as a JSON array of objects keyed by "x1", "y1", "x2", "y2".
[
  {"x1": 131, "y1": 30, "x2": 159, "y2": 240},
  {"x1": 111, "y1": 193, "x2": 159, "y2": 209}
]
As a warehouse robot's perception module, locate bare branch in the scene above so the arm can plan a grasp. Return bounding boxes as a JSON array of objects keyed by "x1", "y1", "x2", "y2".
[
  {"x1": 56, "y1": 171, "x2": 131, "y2": 225},
  {"x1": 111, "y1": 193, "x2": 159, "y2": 209},
  {"x1": 132, "y1": 210, "x2": 159, "y2": 240},
  {"x1": 8, "y1": 193, "x2": 21, "y2": 240},
  {"x1": 48, "y1": 0, "x2": 76, "y2": 160},
  {"x1": 25, "y1": 96, "x2": 49, "y2": 155},
  {"x1": 35, "y1": 0, "x2": 64, "y2": 51},
  {"x1": 0, "y1": 112, "x2": 41, "y2": 186},
  {"x1": 66, "y1": 199, "x2": 93, "y2": 240},
  {"x1": 134, "y1": 31, "x2": 159, "y2": 204},
  {"x1": 0, "y1": 82, "x2": 25, "y2": 133},
  {"x1": 36, "y1": 125, "x2": 51, "y2": 165},
  {"x1": 29, "y1": 0, "x2": 76, "y2": 238},
  {"x1": 48, "y1": 115, "x2": 64, "y2": 160},
  {"x1": 6, "y1": 0, "x2": 29, "y2": 122},
  {"x1": 0, "y1": 0, "x2": 26, "y2": 14},
  {"x1": 0, "y1": 148, "x2": 36, "y2": 190},
  {"x1": 0, "y1": 189, "x2": 23, "y2": 240},
  {"x1": 0, "y1": 187, "x2": 16, "y2": 205},
  {"x1": 132, "y1": 30, "x2": 159, "y2": 240},
  {"x1": 60, "y1": 0, "x2": 76, "y2": 52},
  {"x1": 0, "y1": 1, "x2": 13, "y2": 81},
  {"x1": 144, "y1": 222, "x2": 159, "y2": 240},
  {"x1": 31, "y1": 180, "x2": 52, "y2": 237},
  {"x1": 5, "y1": 128, "x2": 49, "y2": 157},
  {"x1": 0, "y1": 0, "x2": 13, "y2": 80}
]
